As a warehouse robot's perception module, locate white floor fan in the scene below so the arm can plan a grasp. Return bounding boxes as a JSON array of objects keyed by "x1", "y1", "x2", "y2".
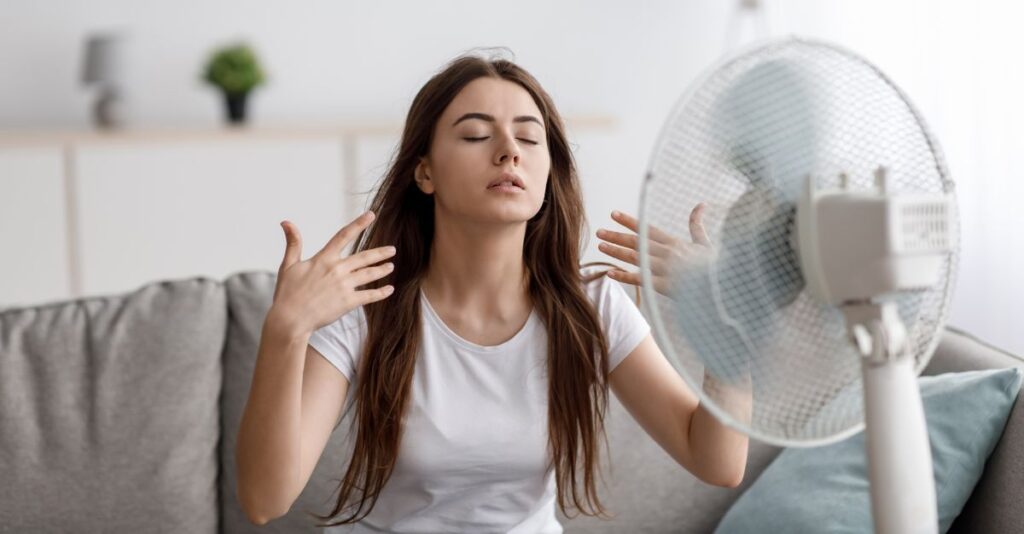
[{"x1": 637, "y1": 36, "x2": 957, "y2": 534}]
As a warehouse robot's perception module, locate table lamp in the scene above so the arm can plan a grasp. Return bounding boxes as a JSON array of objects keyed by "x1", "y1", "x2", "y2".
[{"x1": 81, "y1": 32, "x2": 127, "y2": 129}]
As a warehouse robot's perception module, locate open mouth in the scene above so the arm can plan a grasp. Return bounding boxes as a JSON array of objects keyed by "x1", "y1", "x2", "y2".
[
  {"x1": 487, "y1": 172, "x2": 526, "y2": 190},
  {"x1": 488, "y1": 182, "x2": 524, "y2": 191}
]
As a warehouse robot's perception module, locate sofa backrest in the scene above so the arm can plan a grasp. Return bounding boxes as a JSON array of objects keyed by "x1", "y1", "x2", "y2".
[
  {"x1": 219, "y1": 272, "x2": 1024, "y2": 533},
  {"x1": 0, "y1": 278, "x2": 226, "y2": 533},
  {"x1": 2, "y1": 271, "x2": 1020, "y2": 533}
]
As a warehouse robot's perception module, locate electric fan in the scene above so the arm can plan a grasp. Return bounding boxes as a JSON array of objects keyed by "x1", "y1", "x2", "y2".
[{"x1": 638, "y1": 37, "x2": 957, "y2": 534}]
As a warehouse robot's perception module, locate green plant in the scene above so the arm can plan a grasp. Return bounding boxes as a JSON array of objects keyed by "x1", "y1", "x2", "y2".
[{"x1": 202, "y1": 43, "x2": 265, "y2": 95}]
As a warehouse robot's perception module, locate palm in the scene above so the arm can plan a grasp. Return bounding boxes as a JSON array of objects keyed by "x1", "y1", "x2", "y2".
[{"x1": 596, "y1": 203, "x2": 715, "y2": 301}]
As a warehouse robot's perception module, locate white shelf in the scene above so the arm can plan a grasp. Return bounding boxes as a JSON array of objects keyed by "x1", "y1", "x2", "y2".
[{"x1": 0, "y1": 116, "x2": 617, "y2": 147}]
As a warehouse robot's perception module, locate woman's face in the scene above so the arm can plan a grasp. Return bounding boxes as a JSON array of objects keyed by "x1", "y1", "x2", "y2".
[{"x1": 416, "y1": 77, "x2": 551, "y2": 225}]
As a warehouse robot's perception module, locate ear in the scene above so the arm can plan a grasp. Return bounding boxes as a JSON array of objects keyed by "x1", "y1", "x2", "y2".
[{"x1": 414, "y1": 158, "x2": 435, "y2": 195}]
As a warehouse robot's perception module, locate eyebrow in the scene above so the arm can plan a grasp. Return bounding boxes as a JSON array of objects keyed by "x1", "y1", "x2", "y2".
[{"x1": 452, "y1": 112, "x2": 544, "y2": 128}]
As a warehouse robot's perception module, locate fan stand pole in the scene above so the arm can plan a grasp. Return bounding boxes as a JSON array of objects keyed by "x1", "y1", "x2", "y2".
[{"x1": 845, "y1": 301, "x2": 938, "y2": 534}]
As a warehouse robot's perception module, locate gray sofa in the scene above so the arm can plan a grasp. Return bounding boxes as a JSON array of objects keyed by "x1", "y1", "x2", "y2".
[{"x1": 1, "y1": 271, "x2": 1020, "y2": 533}]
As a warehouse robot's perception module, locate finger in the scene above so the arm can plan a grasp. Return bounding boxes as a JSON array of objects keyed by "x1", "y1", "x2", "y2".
[
  {"x1": 354, "y1": 285, "x2": 395, "y2": 306},
  {"x1": 606, "y1": 269, "x2": 641, "y2": 287},
  {"x1": 596, "y1": 228, "x2": 637, "y2": 250},
  {"x1": 597, "y1": 241, "x2": 639, "y2": 267},
  {"x1": 689, "y1": 203, "x2": 712, "y2": 246},
  {"x1": 346, "y1": 262, "x2": 395, "y2": 288},
  {"x1": 611, "y1": 210, "x2": 677, "y2": 246},
  {"x1": 318, "y1": 210, "x2": 376, "y2": 260},
  {"x1": 596, "y1": 229, "x2": 676, "y2": 259},
  {"x1": 342, "y1": 245, "x2": 397, "y2": 272},
  {"x1": 280, "y1": 221, "x2": 303, "y2": 270}
]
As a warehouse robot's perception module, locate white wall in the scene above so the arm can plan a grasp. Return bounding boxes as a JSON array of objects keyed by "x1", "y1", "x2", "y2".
[{"x1": 2, "y1": 0, "x2": 1021, "y2": 355}]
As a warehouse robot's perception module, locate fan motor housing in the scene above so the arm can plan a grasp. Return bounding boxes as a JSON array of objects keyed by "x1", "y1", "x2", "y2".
[{"x1": 796, "y1": 175, "x2": 953, "y2": 305}]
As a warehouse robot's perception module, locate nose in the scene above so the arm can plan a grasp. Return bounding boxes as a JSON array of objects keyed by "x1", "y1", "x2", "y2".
[{"x1": 494, "y1": 132, "x2": 521, "y2": 166}]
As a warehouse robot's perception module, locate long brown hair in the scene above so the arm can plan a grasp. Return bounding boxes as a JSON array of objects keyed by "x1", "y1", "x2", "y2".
[{"x1": 313, "y1": 52, "x2": 615, "y2": 526}]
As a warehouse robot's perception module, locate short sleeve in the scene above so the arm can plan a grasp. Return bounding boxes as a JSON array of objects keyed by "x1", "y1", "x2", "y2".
[
  {"x1": 582, "y1": 267, "x2": 652, "y2": 372},
  {"x1": 307, "y1": 306, "x2": 367, "y2": 383}
]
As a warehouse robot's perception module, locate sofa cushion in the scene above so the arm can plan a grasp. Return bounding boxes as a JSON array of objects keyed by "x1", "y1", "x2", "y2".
[
  {"x1": 221, "y1": 271, "x2": 358, "y2": 533},
  {"x1": 563, "y1": 325, "x2": 1024, "y2": 534},
  {"x1": 0, "y1": 277, "x2": 225, "y2": 533},
  {"x1": 713, "y1": 368, "x2": 1022, "y2": 533},
  {"x1": 928, "y1": 327, "x2": 1024, "y2": 534}
]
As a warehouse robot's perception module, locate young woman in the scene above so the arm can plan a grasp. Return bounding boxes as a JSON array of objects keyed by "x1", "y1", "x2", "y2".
[{"x1": 236, "y1": 53, "x2": 750, "y2": 533}]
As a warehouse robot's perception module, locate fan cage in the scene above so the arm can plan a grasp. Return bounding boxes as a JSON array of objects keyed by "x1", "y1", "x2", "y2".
[{"x1": 638, "y1": 36, "x2": 959, "y2": 446}]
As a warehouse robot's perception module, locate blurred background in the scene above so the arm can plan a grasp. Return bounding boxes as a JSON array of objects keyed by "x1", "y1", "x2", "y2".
[{"x1": 1, "y1": 0, "x2": 1021, "y2": 355}]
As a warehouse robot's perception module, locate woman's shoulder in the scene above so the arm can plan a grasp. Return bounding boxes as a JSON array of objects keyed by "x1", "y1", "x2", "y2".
[
  {"x1": 579, "y1": 263, "x2": 623, "y2": 304},
  {"x1": 579, "y1": 263, "x2": 617, "y2": 280},
  {"x1": 576, "y1": 263, "x2": 650, "y2": 362}
]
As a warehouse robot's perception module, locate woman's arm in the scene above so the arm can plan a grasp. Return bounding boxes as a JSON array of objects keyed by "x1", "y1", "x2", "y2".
[
  {"x1": 237, "y1": 213, "x2": 392, "y2": 524},
  {"x1": 236, "y1": 318, "x2": 349, "y2": 524},
  {"x1": 687, "y1": 368, "x2": 752, "y2": 486},
  {"x1": 596, "y1": 204, "x2": 750, "y2": 486},
  {"x1": 608, "y1": 334, "x2": 750, "y2": 487}
]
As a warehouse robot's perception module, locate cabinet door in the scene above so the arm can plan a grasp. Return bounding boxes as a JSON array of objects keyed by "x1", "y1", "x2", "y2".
[
  {"x1": 75, "y1": 138, "x2": 348, "y2": 299},
  {"x1": 0, "y1": 147, "x2": 71, "y2": 309}
]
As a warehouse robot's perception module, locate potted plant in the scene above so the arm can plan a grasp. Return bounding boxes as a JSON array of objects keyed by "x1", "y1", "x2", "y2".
[{"x1": 202, "y1": 43, "x2": 265, "y2": 124}]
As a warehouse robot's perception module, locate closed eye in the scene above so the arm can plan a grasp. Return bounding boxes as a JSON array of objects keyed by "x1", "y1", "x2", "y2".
[{"x1": 463, "y1": 136, "x2": 539, "y2": 145}]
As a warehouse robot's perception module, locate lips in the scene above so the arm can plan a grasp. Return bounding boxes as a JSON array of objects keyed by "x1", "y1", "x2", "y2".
[{"x1": 487, "y1": 172, "x2": 525, "y2": 190}]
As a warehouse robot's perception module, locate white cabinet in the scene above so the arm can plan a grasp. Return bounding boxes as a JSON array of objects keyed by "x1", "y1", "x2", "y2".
[
  {"x1": 0, "y1": 129, "x2": 359, "y2": 309},
  {"x1": 75, "y1": 138, "x2": 347, "y2": 299},
  {"x1": 0, "y1": 147, "x2": 71, "y2": 308}
]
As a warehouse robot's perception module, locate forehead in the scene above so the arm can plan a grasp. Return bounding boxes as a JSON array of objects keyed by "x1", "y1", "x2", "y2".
[{"x1": 442, "y1": 77, "x2": 544, "y2": 126}]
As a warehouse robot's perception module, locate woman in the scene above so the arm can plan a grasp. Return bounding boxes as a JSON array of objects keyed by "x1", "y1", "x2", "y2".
[{"x1": 236, "y1": 53, "x2": 750, "y2": 533}]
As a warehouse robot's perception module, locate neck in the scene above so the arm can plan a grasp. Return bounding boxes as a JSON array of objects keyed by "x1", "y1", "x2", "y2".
[{"x1": 422, "y1": 211, "x2": 531, "y2": 318}]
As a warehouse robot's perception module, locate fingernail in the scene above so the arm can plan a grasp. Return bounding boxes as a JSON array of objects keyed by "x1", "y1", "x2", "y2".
[
  {"x1": 612, "y1": 210, "x2": 621, "y2": 217},
  {"x1": 384, "y1": 285, "x2": 394, "y2": 293},
  {"x1": 386, "y1": 246, "x2": 397, "y2": 254},
  {"x1": 596, "y1": 229, "x2": 606, "y2": 237}
]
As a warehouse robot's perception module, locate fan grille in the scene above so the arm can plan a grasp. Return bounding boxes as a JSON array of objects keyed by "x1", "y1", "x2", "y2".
[{"x1": 639, "y1": 37, "x2": 958, "y2": 446}]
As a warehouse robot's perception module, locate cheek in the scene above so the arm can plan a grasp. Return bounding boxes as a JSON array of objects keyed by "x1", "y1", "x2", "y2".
[
  {"x1": 440, "y1": 143, "x2": 489, "y2": 177},
  {"x1": 428, "y1": 147, "x2": 470, "y2": 189},
  {"x1": 531, "y1": 159, "x2": 551, "y2": 193},
  {"x1": 531, "y1": 172, "x2": 550, "y2": 206}
]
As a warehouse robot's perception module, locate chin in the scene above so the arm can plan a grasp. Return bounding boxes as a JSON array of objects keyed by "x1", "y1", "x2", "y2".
[{"x1": 478, "y1": 202, "x2": 542, "y2": 225}]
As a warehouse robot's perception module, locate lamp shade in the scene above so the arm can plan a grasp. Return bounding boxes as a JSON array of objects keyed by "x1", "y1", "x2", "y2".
[{"x1": 81, "y1": 33, "x2": 126, "y2": 87}]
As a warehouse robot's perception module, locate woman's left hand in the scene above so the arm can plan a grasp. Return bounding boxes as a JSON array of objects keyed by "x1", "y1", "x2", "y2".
[{"x1": 596, "y1": 203, "x2": 715, "y2": 299}]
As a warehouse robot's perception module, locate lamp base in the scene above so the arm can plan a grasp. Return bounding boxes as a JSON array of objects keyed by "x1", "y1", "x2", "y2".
[{"x1": 93, "y1": 88, "x2": 125, "y2": 129}]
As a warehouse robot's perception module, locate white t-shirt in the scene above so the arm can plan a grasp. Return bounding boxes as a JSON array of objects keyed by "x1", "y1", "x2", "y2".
[{"x1": 307, "y1": 266, "x2": 651, "y2": 533}]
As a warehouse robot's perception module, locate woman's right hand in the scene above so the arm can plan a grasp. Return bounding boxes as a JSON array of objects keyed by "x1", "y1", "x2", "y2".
[{"x1": 266, "y1": 210, "x2": 397, "y2": 338}]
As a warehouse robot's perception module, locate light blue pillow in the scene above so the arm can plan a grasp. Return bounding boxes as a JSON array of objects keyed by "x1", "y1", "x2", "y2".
[{"x1": 715, "y1": 368, "x2": 1023, "y2": 534}]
